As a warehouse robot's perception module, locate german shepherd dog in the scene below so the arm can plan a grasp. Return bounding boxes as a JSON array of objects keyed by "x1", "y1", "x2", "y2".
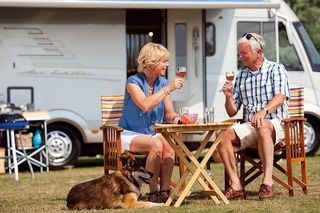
[{"x1": 67, "y1": 159, "x2": 162, "y2": 209}]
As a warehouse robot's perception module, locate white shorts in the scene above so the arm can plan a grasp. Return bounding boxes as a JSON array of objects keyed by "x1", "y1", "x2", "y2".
[
  {"x1": 232, "y1": 119, "x2": 285, "y2": 151},
  {"x1": 120, "y1": 129, "x2": 160, "y2": 153}
]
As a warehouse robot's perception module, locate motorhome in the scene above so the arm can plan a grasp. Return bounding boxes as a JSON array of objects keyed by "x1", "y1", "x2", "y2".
[{"x1": 0, "y1": 0, "x2": 319, "y2": 168}]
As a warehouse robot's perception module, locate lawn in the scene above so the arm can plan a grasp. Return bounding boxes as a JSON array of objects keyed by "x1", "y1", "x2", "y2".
[{"x1": 0, "y1": 151, "x2": 319, "y2": 213}]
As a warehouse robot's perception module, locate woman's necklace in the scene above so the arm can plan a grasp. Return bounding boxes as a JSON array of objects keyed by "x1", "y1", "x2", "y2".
[
  {"x1": 148, "y1": 84, "x2": 154, "y2": 94},
  {"x1": 146, "y1": 74, "x2": 155, "y2": 94}
]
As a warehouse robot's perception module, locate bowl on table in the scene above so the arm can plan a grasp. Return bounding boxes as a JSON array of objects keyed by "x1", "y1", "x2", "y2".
[{"x1": 180, "y1": 113, "x2": 198, "y2": 124}]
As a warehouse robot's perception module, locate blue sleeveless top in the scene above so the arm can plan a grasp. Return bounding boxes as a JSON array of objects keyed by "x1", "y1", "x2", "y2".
[{"x1": 119, "y1": 72, "x2": 168, "y2": 135}]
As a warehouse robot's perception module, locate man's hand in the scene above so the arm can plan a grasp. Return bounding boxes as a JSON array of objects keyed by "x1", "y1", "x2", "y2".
[
  {"x1": 251, "y1": 110, "x2": 267, "y2": 128},
  {"x1": 222, "y1": 81, "x2": 233, "y2": 97},
  {"x1": 223, "y1": 81, "x2": 238, "y2": 117}
]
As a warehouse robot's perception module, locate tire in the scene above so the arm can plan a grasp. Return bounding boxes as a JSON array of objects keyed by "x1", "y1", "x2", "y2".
[
  {"x1": 47, "y1": 123, "x2": 81, "y2": 169},
  {"x1": 304, "y1": 115, "x2": 320, "y2": 156}
]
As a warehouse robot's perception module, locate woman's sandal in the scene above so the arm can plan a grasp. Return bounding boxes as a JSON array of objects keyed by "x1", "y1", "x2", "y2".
[
  {"x1": 146, "y1": 191, "x2": 160, "y2": 203},
  {"x1": 159, "y1": 190, "x2": 171, "y2": 203}
]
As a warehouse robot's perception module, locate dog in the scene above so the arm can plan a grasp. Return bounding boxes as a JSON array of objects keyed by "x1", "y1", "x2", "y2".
[{"x1": 66, "y1": 158, "x2": 163, "y2": 209}]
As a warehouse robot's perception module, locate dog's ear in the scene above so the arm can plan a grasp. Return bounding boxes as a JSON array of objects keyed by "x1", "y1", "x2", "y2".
[{"x1": 126, "y1": 157, "x2": 136, "y2": 169}]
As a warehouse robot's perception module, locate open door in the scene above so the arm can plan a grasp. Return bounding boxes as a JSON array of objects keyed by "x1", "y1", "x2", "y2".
[{"x1": 167, "y1": 10, "x2": 205, "y2": 121}]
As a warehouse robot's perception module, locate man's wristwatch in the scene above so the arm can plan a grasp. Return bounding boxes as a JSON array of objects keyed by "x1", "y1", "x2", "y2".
[{"x1": 262, "y1": 107, "x2": 269, "y2": 115}]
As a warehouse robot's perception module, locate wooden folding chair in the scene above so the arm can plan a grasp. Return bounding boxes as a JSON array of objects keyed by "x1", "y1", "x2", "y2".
[
  {"x1": 225, "y1": 87, "x2": 307, "y2": 197},
  {"x1": 100, "y1": 95, "x2": 184, "y2": 188},
  {"x1": 100, "y1": 95, "x2": 125, "y2": 174}
]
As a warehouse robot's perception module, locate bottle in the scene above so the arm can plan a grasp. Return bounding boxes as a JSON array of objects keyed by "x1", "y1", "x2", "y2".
[{"x1": 32, "y1": 129, "x2": 42, "y2": 148}]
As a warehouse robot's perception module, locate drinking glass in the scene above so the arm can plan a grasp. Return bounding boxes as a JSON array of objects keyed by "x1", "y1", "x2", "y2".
[
  {"x1": 176, "y1": 66, "x2": 187, "y2": 78},
  {"x1": 220, "y1": 71, "x2": 235, "y2": 92},
  {"x1": 225, "y1": 71, "x2": 235, "y2": 82},
  {"x1": 179, "y1": 108, "x2": 189, "y2": 115},
  {"x1": 204, "y1": 107, "x2": 214, "y2": 124}
]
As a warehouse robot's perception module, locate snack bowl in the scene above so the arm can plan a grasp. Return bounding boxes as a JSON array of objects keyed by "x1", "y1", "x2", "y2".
[{"x1": 180, "y1": 113, "x2": 198, "y2": 124}]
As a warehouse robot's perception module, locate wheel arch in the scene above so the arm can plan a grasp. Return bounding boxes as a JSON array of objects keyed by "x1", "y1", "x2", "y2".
[
  {"x1": 303, "y1": 105, "x2": 320, "y2": 155},
  {"x1": 47, "y1": 121, "x2": 84, "y2": 146},
  {"x1": 47, "y1": 108, "x2": 89, "y2": 145}
]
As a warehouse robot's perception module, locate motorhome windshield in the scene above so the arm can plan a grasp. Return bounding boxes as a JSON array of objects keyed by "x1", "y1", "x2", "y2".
[{"x1": 293, "y1": 22, "x2": 320, "y2": 72}]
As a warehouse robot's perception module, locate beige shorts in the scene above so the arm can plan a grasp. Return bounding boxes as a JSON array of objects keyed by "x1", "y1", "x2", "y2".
[{"x1": 232, "y1": 119, "x2": 284, "y2": 151}]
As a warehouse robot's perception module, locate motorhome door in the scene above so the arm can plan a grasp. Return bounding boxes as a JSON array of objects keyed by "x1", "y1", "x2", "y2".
[{"x1": 167, "y1": 10, "x2": 205, "y2": 120}]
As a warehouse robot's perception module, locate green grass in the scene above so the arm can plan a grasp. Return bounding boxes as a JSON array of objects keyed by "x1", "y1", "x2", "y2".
[{"x1": 0, "y1": 152, "x2": 319, "y2": 213}]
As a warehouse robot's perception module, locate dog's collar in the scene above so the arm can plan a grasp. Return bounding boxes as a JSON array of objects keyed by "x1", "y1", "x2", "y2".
[
  {"x1": 122, "y1": 172, "x2": 142, "y2": 192},
  {"x1": 126, "y1": 176, "x2": 141, "y2": 197}
]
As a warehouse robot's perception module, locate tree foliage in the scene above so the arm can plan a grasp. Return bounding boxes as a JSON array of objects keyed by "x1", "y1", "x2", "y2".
[{"x1": 285, "y1": 0, "x2": 320, "y2": 51}]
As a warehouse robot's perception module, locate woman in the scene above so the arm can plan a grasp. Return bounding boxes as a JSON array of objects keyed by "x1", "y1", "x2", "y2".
[{"x1": 119, "y1": 42, "x2": 183, "y2": 203}]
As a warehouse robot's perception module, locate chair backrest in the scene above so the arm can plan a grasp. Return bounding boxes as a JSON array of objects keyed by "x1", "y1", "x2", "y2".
[
  {"x1": 101, "y1": 95, "x2": 124, "y2": 174},
  {"x1": 101, "y1": 95, "x2": 124, "y2": 126},
  {"x1": 288, "y1": 87, "x2": 304, "y2": 117},
  {"x1": 284, "y1": 87, "x2": 305, "y2": 159}
]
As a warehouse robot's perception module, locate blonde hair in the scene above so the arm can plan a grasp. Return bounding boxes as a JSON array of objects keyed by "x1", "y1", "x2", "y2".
[{"x1": 137, "y1": 43, "x2": 170, "y2": 73}]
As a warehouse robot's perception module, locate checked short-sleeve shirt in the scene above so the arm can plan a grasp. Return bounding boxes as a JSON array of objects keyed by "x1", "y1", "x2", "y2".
[{"x1": 233, "y1": 58, "x2": 290, "y2": 122}]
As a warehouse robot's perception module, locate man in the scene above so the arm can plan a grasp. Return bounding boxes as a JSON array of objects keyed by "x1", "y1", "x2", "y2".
[{"x1": 219, "y1": 33, "x2": 290, "y2": 200}]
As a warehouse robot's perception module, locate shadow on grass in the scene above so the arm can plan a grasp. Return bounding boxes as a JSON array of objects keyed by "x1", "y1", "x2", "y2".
[{"x1": 74, "y1": 156, "x2": 104, "y2": 168}]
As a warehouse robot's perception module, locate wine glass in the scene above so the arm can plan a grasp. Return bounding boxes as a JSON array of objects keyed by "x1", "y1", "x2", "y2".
[
  {"x1": 176, "y1": 66, "x2": 187, "y2": 78},
  {"x1": 225, "y1": 71, "x2": 235, "y2": 82},
  {"x1": 219, "y1": 71, "x2": 235, "y2": 92}
]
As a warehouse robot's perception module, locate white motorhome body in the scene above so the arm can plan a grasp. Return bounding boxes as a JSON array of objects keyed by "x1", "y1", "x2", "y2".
[{"x1": 0, "y1": 0, "x2": 319, "y2": 168}]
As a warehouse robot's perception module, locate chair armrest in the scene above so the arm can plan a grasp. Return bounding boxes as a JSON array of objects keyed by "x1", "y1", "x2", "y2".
[
  {"x1": 282, "y1": 116, "x2": 306, "y2": 123},
  {"x1": 100, "y1": 124, "x2": 124, "y2": 132}
]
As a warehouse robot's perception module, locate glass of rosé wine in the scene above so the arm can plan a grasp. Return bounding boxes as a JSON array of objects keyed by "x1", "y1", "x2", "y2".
[
  {"x1": 219, "y1": 71, "x2": 235, "y2": 92},
  {"x1": 176, "y1": 66, "x2": 187, "y2": 78},
  {"x1": 225, "y1": 71, "x2": 235, "y2": 82}
]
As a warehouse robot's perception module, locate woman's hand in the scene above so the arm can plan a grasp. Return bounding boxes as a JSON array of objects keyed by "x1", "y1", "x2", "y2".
[{"x1": 167, "y1": 78, "x2": 184, "y2": 92}]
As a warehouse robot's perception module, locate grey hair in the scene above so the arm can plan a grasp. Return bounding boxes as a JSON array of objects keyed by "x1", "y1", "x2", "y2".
[{"x1": 238, "y1": 33, "x2": 265, "y2": 53}]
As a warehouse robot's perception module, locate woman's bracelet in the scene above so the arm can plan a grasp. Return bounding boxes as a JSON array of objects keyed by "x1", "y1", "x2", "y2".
[
  {"x1": 164, "y1": 86, "x2": 170, "y2": 95},
  {"x1": 162, "y1": 87, "x2": 168, "y2": 95},
  {"x1": 162, "y1": 86, "x2": 170, "y2": 95}
]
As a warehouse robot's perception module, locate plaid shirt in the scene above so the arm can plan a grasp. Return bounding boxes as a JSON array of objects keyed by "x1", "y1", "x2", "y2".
[{"x1": 233, "y1": 58, "x2": 290, "y2": 122}]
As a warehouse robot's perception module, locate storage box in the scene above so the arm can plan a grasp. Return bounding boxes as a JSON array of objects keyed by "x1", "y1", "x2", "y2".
[
  {"x1": 0, "y1": 147, "x2": 5, "y2": 174},
  {"x1": 15, "y1": 133, "x2": 33, "y2": 149}
]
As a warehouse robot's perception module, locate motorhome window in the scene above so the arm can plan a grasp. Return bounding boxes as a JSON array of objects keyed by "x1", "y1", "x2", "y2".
[
  {"x1": 262, "y1": 22, "x2": 276, "y2": 61},
  {"x1": 205, "y1": 22, "x2": 215, "y2": 56},
  {"x1": 294, "y1": 22, "x2": 320, "y2": 72},
  {"x1": 237, "y1": 22, "x2": 303, "y2": 71},
  {"x1": 237, "y1": 22, "x2": 260, "y2": 39},
  {"x1": 263, "y1": 22, "x2": 303, "y2": 71},
  {"x1": 175, "y1": 23, "x2": 187, "y2": 68},
  {"x1": 278, "y1": 22, "x2": 303, "y2": 71}
]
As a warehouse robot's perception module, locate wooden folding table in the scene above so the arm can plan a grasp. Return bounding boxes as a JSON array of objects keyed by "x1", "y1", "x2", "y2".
[{"x1": 154, "y1": 122, "x2": 234, "y2": 207}]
